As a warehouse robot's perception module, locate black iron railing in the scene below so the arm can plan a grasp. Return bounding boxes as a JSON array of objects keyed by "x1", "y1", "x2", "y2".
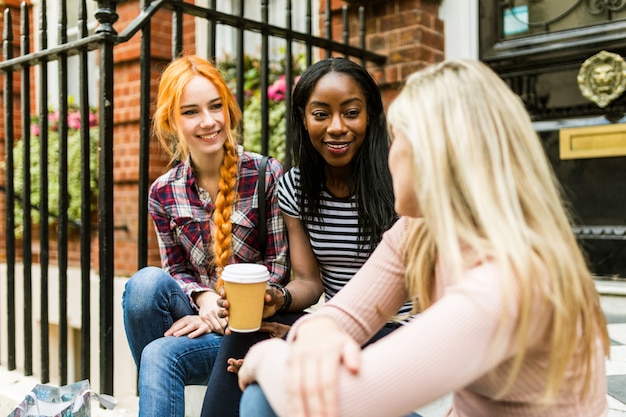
[{"x1": 0, "y1": 0, "x2": 385, "y2": 396}]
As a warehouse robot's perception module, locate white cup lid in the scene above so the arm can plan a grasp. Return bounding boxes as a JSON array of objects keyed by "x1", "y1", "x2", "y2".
[{"x1": 221, "y1": 263, "x2": 270, "y2": 283}]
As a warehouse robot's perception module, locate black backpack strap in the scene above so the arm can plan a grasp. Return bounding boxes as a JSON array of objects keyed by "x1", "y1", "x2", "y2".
[{"x1": 257, "y1": 156, "x2": 269, "y2": 255}]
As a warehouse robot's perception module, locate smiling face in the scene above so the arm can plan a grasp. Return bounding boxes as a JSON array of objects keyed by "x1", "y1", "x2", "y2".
[
  {"x1": 178, "y1": 75, "x2": 227, "y2": 161},
  {"x1": 303, "y1": 72, "x2": 368, "y2": 169}
]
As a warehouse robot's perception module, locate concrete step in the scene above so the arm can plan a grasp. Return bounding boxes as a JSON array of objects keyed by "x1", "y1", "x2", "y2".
[
  {"x1": 596, "y1": 279, "x2": 626, "y2": 297},
  {"x1": 0, "y1": 368, "x2": 194, "y2": 417},
  {"x1": 2, "y1": 279, "x2": 625, "y2": 417},
  {"x1": 596, "y1": 279, "x2": 626, "y2": 325}
]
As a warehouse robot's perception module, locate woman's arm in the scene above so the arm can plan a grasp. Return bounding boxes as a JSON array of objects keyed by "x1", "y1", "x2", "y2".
[
  {"x1": 282, "y1": 214, "x2": 325, "y2": 310},
  {"x1": 239, "y1": 219, "x2": 525, "y2": 417},
  {"x1": 263, "y1": 213, "x2": 324, "y2": 318},
  {"x1": 149, "y1": 179, "x2": 226, "y2": 334},
  {"x1": 241, "y1": 262, "x2": 523, "y2": 417},
  {"x1": 149, "y1": 185, "x2": 212, "y2": 300}
]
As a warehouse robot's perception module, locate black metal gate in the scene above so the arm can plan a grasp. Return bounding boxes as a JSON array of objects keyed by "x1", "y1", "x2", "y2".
[{"x1": 0, "y1": 0, "x2": 385, "y2": 395}]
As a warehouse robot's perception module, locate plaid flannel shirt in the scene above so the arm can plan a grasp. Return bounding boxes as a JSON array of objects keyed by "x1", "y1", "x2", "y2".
[{"x1": 148, "y1": 146, "x2": 290, "y2": 308}]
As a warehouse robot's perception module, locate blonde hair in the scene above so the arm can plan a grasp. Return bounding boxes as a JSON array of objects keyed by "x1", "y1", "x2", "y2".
[
  {"x1": 387, "y1": 59, "x2": 609, "y2": 401},
  {"x1": 153, "y1": 55, "x2": 243, "y2": 289}
]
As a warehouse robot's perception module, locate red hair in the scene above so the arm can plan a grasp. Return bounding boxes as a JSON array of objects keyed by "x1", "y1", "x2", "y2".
[{"x1": 153, "y1": 55, "x2": 243, "y2": 289}]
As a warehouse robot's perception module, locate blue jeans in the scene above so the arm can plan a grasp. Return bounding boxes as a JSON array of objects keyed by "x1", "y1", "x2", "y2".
[
  {"x1": 239, "y1": 383, "x2": 423, "y2": 417},
  {"x1": 239, "y1": 384, "x2": 275, "y2": 417},
  {"x1": 122, "y1": 266, "x2": 223, "y2": 417}
]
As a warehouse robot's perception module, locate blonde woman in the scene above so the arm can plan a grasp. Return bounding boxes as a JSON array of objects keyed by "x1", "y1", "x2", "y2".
[
  {"x1": 237, "y1": 59, "x2": 610, "y2": 417},
  {"x1": 122, "y1": 55, "x2": 289, "y2": 417}
]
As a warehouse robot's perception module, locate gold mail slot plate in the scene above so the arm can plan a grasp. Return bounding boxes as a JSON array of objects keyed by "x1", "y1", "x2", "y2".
[{"x1": 560, "y1": 123, "x2": 626, "y2": 159}]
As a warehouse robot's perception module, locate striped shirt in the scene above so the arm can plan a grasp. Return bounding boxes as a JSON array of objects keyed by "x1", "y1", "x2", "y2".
[
  {"x1": 149, "y1": 146, "x2": 290, "y2": 307},
  {"x1": 279, "y1": 167, "x2": 413, "y2": 320}
]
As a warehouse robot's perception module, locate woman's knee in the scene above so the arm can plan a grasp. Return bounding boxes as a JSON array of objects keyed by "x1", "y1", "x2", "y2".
[
  {"x1": 124, "y1": 267, "x2": 173, "y2": 304},
  {"x1": 123, "y1": 267, "x2": 178, "y2": 322},
  {"x1": 140, "y1": 338, "x2": 169, "y2": 369},
  {"x1": 240, "y1": 384, "x2": 277, "y2": 417},
  {"x1": 141, "y1": 335, "x2": 221, "y2": 386}
]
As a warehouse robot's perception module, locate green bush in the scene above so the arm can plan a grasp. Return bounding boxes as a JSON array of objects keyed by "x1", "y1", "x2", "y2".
[
  {"x1": 217, "y1": 51, "x2": 306, "y2": 162},
  {"x1": 11, "y1": 104, "x2": 99, "y2": 236},
  {"x1": 7, "y1": 53, "x2": 305, "y2": 236}
]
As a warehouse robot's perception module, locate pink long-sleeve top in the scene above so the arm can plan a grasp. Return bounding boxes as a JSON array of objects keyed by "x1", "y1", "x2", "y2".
[{"x1": 243, "y1": 217, "x2": 608, "y2": 417}]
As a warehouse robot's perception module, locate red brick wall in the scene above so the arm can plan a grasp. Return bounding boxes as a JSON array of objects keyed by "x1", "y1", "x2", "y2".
[
  {"x1": 0, "y1": 0, "x2": 444, "y2": 275},
  {"x1": 106, "y1": 1, "x2": 198, "y2": 275},
  {"x1": 324, "y1": 0, "x2": 444, "y2": 109}
]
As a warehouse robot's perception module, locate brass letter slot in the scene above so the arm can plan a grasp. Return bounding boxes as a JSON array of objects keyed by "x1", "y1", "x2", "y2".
[{"x1": 559, "y1": 123, "x2": 626, "y2": 159}]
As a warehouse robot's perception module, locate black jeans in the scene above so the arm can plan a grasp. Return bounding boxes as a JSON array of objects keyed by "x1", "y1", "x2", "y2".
[
  {"x1": 201, "y1": 313, "x2": 403, "y2": 417},
  {"x1": 200, "y1": 312, "x2": 303, "y2": 417}
]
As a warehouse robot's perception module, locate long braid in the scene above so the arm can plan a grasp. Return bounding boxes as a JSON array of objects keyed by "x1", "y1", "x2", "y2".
[
  {"x1": 213, "y1": 140, "x2": 239, "y2": 290},
  {"x1": 153, "y1": 55, "x2": 243, "y2": 291}
]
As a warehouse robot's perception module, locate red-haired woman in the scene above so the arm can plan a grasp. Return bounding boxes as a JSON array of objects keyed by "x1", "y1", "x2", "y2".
[{"x1": 122, "y1": 55, "x2": 289, "y2": 417}]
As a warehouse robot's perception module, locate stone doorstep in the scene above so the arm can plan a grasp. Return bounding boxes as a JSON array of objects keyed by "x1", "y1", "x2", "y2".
[
  {"x1": 596, "y1": 279, "x2": 626, "y2": 297},
  {"x1": 0, "y1": 368, "x2": 40, "y2": 417},
  {"x1": 597, "y1": 279, "x2": 626, "y2": 325},
  {"x1": 0, "y1": 369, "x2": 203, "y2": 417},
  {"x1": 1, "y1": 280, "x2": 624, "y2": 417},
  {"x1": 0, "y1": 368, "x2": 140, "y2": 417}
]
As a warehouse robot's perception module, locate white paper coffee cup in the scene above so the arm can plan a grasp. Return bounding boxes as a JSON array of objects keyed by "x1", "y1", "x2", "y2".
[{"x1": 222, "y1": 264, "x2": 270, "y2": 332}]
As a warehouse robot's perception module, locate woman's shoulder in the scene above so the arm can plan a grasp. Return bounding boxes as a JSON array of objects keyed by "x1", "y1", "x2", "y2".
[
  {"x1": 384, "y1": 216, "x2": 410, "y2": 241},
  {"x1": 150, "y1": 161, "x2": 188, "y2": 191},
  {"x1": 281, "y1": 166, "x2": 300, "y2": 181},
  {"x1": 371, "y1": 217, "x2": 412, "y2": 257},
  {"x1": 240, "y1": 149, "x2": 283, "y2": 175},
  {"x1": 277, "y1": 167, "x2": 300, "y2": 190}
]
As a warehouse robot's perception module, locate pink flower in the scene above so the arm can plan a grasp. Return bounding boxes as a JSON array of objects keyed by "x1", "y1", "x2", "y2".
[
  {"x1": 268, "y1": 75, "x2": 286, "y2": 102},
  {"x1": 29, "y1": 106, "x2": 99, "y2": 137},
  {"x1": 68, "y1": 112, "x2": 81, "y2": 130},
  {"x1": 48, "y1": 111, "x2": 60, "y2": 131}
]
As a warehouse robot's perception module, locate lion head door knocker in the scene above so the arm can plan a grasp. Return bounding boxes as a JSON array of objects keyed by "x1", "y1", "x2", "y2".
[{"x1": 577, "y1": 50, "x2": 626, "y2": 108}]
